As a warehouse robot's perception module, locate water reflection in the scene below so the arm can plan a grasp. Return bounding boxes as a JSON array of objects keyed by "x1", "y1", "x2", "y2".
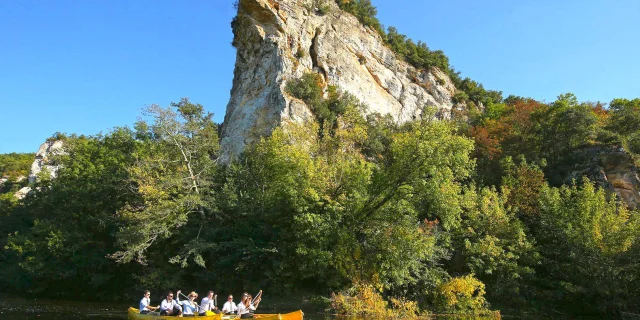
[
  {"x1": 0, "y1": 296, "x2": 518, "y2": 319},
  {"x1": 0, "y1": 296, "x2": 127, "y2": 319},
  {"x1": 0, "y1": 296, "x2": 334, "y2": 320}
]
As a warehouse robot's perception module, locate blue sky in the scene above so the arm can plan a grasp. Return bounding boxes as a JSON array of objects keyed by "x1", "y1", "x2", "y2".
[{"x1": 1, "y1": 0, "x2": 638, "y2": 153}]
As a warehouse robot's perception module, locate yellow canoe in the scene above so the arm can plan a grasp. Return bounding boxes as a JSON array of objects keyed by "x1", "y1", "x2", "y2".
[
  {"x1": 128, "y1": 307, "x2": 222, "y2": 319},
  {"x1": 222, "y1": 310, "x2": 303, "y2": 320},
  {"x1": 129, "y1": 308, "x2": 303, "y2": 320},
  {"x1": 248, "y1": 310, "x2": 303, "y2": 320}
]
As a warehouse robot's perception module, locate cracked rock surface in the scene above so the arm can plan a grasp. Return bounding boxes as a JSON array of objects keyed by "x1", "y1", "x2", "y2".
[{"x1": 220, "y1": 0, "x2": 456, "y2": 159}]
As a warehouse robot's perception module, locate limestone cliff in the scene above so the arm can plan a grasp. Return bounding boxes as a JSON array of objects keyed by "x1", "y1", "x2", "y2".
[
  {"x1": 14, "y1": 140, "x2": 64, "y2": 199},
  {"x1": 563, "y1": 146, "x2": 640, "y2": 210},
  {"x1": 220, "y1": 0, "x2": 457, "y2": 159}
]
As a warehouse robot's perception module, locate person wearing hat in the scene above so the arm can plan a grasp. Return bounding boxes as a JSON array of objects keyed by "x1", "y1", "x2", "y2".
[{"x1": 176, "y1": 290, "x2": 200, "y2": 317}]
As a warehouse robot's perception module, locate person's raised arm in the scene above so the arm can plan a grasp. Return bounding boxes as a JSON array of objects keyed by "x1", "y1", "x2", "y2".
[{"x1": 254, "y1": 293, "x2": 262, "y2": 308}]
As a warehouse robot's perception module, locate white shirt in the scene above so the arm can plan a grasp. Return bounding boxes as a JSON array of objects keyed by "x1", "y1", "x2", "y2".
[
  {"x1": 237, "y1": 303, "x2": 256, "y2": 315},
  {"x1": 160, "y1": 299, "x2": 181, "y2": 312},
  {"x1": 200, "y1": 297, "x2": 215, "y2": 311},
  {"x1": 222, "y1": 301, "x2": 237, "y2": 314},
  {"x1": 139, "y1": 297, "x2": 151, "y2": 311}
]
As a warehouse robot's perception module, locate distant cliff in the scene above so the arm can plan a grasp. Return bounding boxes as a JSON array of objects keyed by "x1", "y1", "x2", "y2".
[
  {"x1": 13, "y1": 140, "x2": 64, "y2": 199},
  {"x1": 220, "y1": 0, "x2": 457, "y2": 159}
]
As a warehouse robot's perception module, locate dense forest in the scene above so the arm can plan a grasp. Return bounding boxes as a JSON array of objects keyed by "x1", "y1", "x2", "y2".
[{"x1": 2, "y1": 0, "x2": 640, "y2": 318}]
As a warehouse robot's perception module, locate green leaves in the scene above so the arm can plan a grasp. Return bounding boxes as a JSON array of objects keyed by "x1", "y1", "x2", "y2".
[
  {"x1": 535, "y1": 180, "x2": 640, "y2": 313},
  {"x1": 0, "y1": 153, "x2": 34, "y2": 181},
  {"x1": 110, "y1": 98, "x2": 219, "y2": 265}
]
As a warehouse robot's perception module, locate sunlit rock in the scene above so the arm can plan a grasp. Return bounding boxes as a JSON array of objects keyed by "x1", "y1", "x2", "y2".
[{"x1": 220, "y1": 0, "x2": 456, "y2": 159}]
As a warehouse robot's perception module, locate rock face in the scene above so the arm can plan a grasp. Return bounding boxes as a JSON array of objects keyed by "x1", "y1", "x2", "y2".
[
  {"x1": 13, "y1": 140, "x2": 64, "y2": 199},
  {"x1": 220, "y1": 0, "x2": 457, "y2": 159},
  {"x1": 565, "y1": 146, "x2": 640, "y2": 210},
  {"x1": 29, "y1": 140, "x2": 64, "y2": 184}
]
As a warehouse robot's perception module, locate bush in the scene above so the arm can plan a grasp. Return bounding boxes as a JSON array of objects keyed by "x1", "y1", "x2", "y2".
[
  {"x1": 285, "y1": 73, "x2": 324, "y2": 108},
  {"x1": 331, "y1": 282, "x2": 420, "y2": 319},
  {"x1": 628, "y1": 131, "x2": 640, "y2": 154},
  {"x1": 595, "y1": 129, "x2": 621, "y2": 145},
  {"x1": 434, "y1": 275, "x2": 491, "y2": 314}
]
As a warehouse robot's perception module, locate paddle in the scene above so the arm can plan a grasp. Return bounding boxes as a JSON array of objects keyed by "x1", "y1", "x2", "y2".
[
  {"x1": 251, "y1": 290, "x2": 263, "y2": 306},
  {"x1": 178, "y1": 291, "x2": 215, "y2": 316}
]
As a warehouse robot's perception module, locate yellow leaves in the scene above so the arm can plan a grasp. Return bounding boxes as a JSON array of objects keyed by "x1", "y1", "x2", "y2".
[
  {"x1": 437, "y1": 275, "x2": 487, "y2": 312},
  {"x1": 331, "y1": 282, "x2": 394, "y2": 318}
]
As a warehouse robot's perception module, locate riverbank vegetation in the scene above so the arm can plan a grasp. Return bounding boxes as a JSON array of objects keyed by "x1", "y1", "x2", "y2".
[{"x1": 1, "y1": 84, "x2": 640, "y2": 317}]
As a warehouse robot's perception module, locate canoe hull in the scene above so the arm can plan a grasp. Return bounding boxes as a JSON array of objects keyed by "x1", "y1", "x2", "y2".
[
  {"x1": 129, "y1": 308, "x2": 303, "y2": 320},
  {"x1": 221, "y1": 310, "x2": 304, "y2": 320},
  {"x1": 128, "y1": 307, "x2": 222, "y2": 320}
]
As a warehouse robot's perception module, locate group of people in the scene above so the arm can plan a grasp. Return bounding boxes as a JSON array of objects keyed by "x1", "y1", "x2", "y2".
[{"x1": 139, "y1": 289, "x2": 262, "y2": 318}]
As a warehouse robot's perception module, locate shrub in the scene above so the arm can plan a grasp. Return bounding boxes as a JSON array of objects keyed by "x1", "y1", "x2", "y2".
[
  {"x1": 628, "y1": 131, "x2": 640, "y2": 154},
  {"x1": 434, "y1": 275, "x2": 490, "y2": 314},
  {"x1": 331, "y1": 282, "x2": 421, "y2": 319}
]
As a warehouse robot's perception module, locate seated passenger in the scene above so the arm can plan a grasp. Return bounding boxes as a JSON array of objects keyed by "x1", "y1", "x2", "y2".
[
  {"x1": 177, "y1": 290, "x2": 199, "y2": 317},
  {"x1": 199, "y1": 290, "x2": 219, "y2": 315},
  {"x1": 160, "y1": 291, "x2": 182, "y2": 316},
  {"x1": 139, "y1": 290, "x2": 159, "y2": 314},
  {"x1": 237, "y1": 292, "x2": 261, "y2": 319},
  {"x1": 221, "y1": 294, "x2": 237, "y2": 315}
]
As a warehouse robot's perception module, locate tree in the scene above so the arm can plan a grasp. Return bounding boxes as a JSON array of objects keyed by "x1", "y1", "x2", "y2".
[
  {"x1": 452, "y1": 186, "x2": 538, "y2": 303},
  {"x1": 608, "y1": 98, "x2": 640, "y2": 136},
  {"x1": 535, "y1": 180, "x2": 640, "y2": 314},
  {"x1": 3, "y1": 129, "x2": 141, "y2": 298},
  {"x1": 0, "y1": 153, "x2": 35, "y2": 180},
  {"x1": 536, "y1": 93, "x2": 597, "y2": 165},
  {"x1": 109, "y1": 98, "x2": 220, "y2": 266}
]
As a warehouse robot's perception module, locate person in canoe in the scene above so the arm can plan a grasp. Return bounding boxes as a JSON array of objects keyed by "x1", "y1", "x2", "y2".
[
  {"x1": 176, "y1": 290, "x2": 200, "y2": 317},
  {"x1": 237, "y1": 292, "x2": 262, "y2": 319},
  {"x1": 159, "y1": 291, "x2": 182, "y2": 316},
  {"x1": 139, "y1": 290, "x2": 160, "y2": 315},
  {"x1": 221, "y1": 294, "x2": 237, "y2": 315},
  {"x1": 199, "y1": 290, "x2": 219, "y2": 315}
]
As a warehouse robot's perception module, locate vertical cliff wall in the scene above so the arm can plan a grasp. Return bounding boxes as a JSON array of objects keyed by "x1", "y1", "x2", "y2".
[{"x1": 220, "y1": 0, "x2": 457, "y2": 159}]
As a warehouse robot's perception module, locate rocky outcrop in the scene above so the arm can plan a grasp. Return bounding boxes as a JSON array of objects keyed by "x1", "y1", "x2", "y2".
[
  {"x1": 565, "y1": 146, "x2": 640, "y2": 210},
  {"x1": 29, "y1": 140, "x2": 64, "y2": 183},
  {"x1": 14, "y1": 187, "x2": 32, "y2": 200},
  {"x1": 13, "y1": 140, "x2": 64, "y2": 200},
  {"x1": 220, "y1": 0, "x2": 457, "y2": 159}
]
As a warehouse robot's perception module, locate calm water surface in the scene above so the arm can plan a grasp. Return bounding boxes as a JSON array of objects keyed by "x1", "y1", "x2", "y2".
[
  {"x1": 0, "y1": 296, "x2": 332, "y2": 320},
  {"x1": 0, "y1": 295, "x2": 579, "y2": 319}
]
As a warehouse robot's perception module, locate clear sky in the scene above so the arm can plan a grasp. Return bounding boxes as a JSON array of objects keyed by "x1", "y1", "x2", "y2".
[{"x1": 1, "y1": 0, "x2": 638, "y2": 153}]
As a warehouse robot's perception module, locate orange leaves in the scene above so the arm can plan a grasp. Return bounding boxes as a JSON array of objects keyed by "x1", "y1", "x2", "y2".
[
  {"x1": 470, "y1": 125, "x2": 502, "y2": 160},
  {"x1": 471, "y1": 99, "x2": 546, "y2": 161}
]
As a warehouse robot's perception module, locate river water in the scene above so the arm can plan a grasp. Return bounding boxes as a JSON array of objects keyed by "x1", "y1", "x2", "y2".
[
  {"x1": 0, "y1": 295, "x2": 582, "y2": 319},
  {"x1": 0, "y1": 296, "x2": 128, "y2": 319},
  {"x1": 0, "y1": 296, "x2": 334, "y2": 320}
]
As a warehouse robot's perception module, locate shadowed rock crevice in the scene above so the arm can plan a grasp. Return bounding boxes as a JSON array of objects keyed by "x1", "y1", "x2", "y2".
[{"x1": 309, "y1": 27, "x2": 327, "y2": 82}]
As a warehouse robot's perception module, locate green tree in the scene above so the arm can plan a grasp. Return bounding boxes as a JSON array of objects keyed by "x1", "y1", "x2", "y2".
[
  {"x1": 607, "y1": 98, "x2": 640, "y2": 136},
  {"x1": 540, "y1": 94, "x2": 597, "y2": 158},
  {"x1": 109, "y1": 98, "x2": 220, "y2": 266},
  {"x1": 3, "y1": 129, "x2": 140, "y2": 298},
  {"x1": 453, "y1": 186, "x2": 538, "y2": 303},
  {"x1": 0, "y1": 153, "x2": 35, "y2": 181},
  {"x1": 535, "y1": 180, "x2": 640, "y2": 314}
]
